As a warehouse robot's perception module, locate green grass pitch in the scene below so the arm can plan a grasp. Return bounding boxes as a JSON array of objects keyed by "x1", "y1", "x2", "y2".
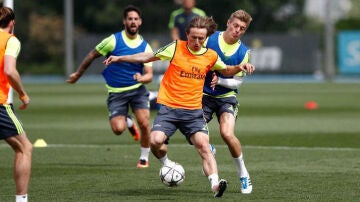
[{"x1": 0, "y1": 82, "x2": 359, "y2": 201}]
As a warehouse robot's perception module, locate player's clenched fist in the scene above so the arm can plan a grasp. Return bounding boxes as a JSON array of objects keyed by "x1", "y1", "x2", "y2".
[
  {"x1": 66, "y1": 72, "x2": 81, "y2": 84},
  {"x1": 239, "y1": 63, "x2": 255, "y2": 74}
]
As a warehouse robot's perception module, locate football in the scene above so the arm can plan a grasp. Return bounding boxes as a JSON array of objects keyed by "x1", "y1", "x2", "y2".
[{"x1": 159, "y1": 163, "x2": 185, "y2": 187}]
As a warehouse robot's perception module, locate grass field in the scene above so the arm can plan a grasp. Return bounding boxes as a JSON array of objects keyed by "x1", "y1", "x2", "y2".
[{"x1": 0, "y1": 82, "x2": 359, "y2": 201}]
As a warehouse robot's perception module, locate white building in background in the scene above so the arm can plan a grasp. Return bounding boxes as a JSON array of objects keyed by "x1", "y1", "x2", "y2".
[{"x1": 304, "y1": 0, "x2": 352, "y2": 22}]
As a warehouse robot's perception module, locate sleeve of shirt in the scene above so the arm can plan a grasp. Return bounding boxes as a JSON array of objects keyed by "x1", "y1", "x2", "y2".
[
  {"x1": 217, "y1": 76, "x2": 244, "y2": 89},
  {"x1": 168, "y1": 9, "x2": 180, "y2": 29},
  {"x1": 144, "y1": 44, "x2": 153, "y2": 67},
  {"x1": 234, "y1": 50, "x2": 250, "y2": 76},
  {"x1": 193, "y1": 7, "x2": 206, "y2": 16},
  {"x1": 168, "y1": 14, "x2": 175, "y2": 29},
  {"x1": 95, "y1": 34, "x2": 116, "y2": 56},
  {"x1": 5, "y1": 36, "x2": 21, "y2": 58},
  {"x1": 211, "y1": 56, "x2": 227, "y2": 71},
  {"x1": 241, "y1": 50, "x2": 250, "y2": 64},
  {"x1": 154, "y1": 41, "x2": 176, "y2": 61}
]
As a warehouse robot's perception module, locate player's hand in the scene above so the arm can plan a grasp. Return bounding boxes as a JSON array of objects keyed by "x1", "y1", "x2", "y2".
[
  {"x1": 133, "y1": 73, "x2": 144, "y2": 83},
  {"x1": 19, "y1": 94, "x2": 30, "y2": 110},
  {"x1": 240, "y1": 63, "x2": 255, "y2": 74},
  {"x1": 66, "y1": 72, "x2": 81, "y2": 84},
  {"x1": 103, "y1": 56, "x2": 120, "y2": 65},
  {"x1": 210, "y1": 72, "x2": 218, "y2": 90}
]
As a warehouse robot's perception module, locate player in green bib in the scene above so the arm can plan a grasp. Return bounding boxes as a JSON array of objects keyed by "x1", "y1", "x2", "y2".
[{"x1": 168, "y1": 0, "x2": 206, "y2": 40}]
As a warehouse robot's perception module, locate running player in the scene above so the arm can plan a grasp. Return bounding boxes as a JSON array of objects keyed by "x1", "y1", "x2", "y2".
[
  {"x1": 103, "y1": 16, "x2": 255, "y2": 197},
  {"x1": 67, "y1": 5, "x2": 152, "y2": 168},
  {"x1": 0, "y1": 7, "x2": 32, "y2": 202},
  {"x1": 203, "y1": 9, "x2": 253, "y2": 194}
]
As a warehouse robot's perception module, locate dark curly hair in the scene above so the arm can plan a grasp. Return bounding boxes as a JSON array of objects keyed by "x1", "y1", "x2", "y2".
[{"x1": 123, "y1": 5, "x2": 142, "y2": 19}]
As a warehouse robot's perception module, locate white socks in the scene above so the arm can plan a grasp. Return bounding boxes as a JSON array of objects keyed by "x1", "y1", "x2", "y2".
[
  {"x1": 159, "y1": 154, "x2": 174, "y2": 166},
  {"x1": 234, "y1": 153, "x2": 249, "y2": 177},
  {"x1": 208, "y1": 173, "x2": 219, "y2": 189},
  {"x1": 140, "y1": 147, "x2": 150, "y2": 161},
  {"x1": 16, "y1": 194, "x2": 28, "y2": 202},
  {"x1": 126, "y1": 117, "x2": 133, "y2": 127}
]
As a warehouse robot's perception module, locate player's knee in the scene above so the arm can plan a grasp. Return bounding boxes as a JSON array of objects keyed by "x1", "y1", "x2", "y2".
[
  {"x1": 221, "y1": 131, "x2": 234, "y2": 140},
  {"x1": 193, "y1": 138, "x2": 210, "y2": 154},
  {"x1": 150, "y1": 138, "x2": 161, "y2": 147},
  {"x1": 201, "y1": 143, "x2": 211, "y2": 154},
  {"x1": 27, "y1": 141, "x2": 33, "y2": 153},
  {"x1": 110, "y1": 117, "x2": 127, "y2": 135},
  {"x1": 111, "y1": 126, "x2": 126, "y2": 135},
  {"x1": 112, "y1": 129, "x2": 124, "y2": 135},
  {"x1": 150, "y1": 133, "x2": 164, "y2": 147},
  {"x1": 16, "y1": 137, "x2": 33, "y2": 156}
]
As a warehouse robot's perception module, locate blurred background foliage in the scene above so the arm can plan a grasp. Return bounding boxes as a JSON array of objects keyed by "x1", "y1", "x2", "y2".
[{"x1": 4, "y1": 0, "x2": 360, "y2": 75}]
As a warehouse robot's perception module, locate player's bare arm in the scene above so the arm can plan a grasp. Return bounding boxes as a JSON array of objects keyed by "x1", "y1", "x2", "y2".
[
  {"x1": 210, "y1": 72, "x2": 218, "y2": 90},
  {"x1": 4, "y1": 55, "x2": 30, "y2": 110},
  {"x1": 103, "y1": 52, "x2": 159, "y2": 65},
  {"x1": 218, "y1": 63, "x2": 255, "y2": 77},
  {"x1": 133, "y1": 65, "x2": 153, "y2": 84},
  {"x1": 67, "y1": 50, "x2": 102, "y2": 84}
]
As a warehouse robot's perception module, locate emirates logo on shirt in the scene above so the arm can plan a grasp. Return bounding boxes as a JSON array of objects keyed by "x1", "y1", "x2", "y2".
[{"x1": 179, "y1": 66, "x2": 206, "y2": 79}]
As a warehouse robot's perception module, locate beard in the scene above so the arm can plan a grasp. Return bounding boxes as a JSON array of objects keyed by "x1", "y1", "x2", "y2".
[{"x1": 125, "y1": 24, "x2": 139, "y2": 36}]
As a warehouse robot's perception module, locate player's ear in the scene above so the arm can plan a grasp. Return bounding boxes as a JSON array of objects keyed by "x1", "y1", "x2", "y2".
[{"x1": 226, "y1": 19, "x2": 231, "y2": 27}]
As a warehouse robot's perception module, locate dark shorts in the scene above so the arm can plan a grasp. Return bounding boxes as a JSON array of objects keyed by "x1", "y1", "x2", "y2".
[
  {"x1": 0, "y1": 104, "x2": 24, "y2": 140},
  {"x1": 151, "y1": 105, "x2": 209, "y2": 145},
  {"x1": 202, "y1": 94, "x2": 238, "y2": 123},
  {"x1": 107, "y1": 85, "x2": 150, "y2": 119}
]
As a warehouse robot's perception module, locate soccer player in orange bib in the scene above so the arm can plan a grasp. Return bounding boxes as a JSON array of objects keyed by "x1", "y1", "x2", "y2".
[
  {"x1": 104, "y1": 16, "x2": 255, "y2": 197},
  {"x1": 0, "y1": 7, "x2": 32, "y2": 202}
]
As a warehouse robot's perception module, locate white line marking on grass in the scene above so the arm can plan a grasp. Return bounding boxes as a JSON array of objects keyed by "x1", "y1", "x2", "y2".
[
  {"x1": 1, "y1": 144, "x2": 358, "y2": 151},
  {"x1": 245, "y1": 145, "x2": 360, "y2": 151}
]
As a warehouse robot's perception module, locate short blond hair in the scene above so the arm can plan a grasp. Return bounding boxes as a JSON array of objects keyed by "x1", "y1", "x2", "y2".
[{"x1": 230, "y1": 9, "x2": 252, "y2": 26}]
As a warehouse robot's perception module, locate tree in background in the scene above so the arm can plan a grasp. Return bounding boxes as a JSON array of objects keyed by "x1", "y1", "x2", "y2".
[
  {"x1": 336, "y1": 0, "x2": 360, "y2": 30},
  {"x1": 9, "y1": 0, "x2": 360, "y2": 75}
]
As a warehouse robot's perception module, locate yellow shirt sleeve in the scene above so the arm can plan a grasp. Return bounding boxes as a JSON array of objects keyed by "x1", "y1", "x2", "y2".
[
  {"x1": 156, "y1": 41, "x2": 227, "y2": 71},
  {"x1": 154, "y1": 41, "x2": 176, "y2": 61},
  {"x1": 234, "y1": 50, "x2": 250, "y2": 76},
  {"x1": 95, "y1": 34, "x2": 115, "y2": 56},
  {"x1": 211, "y1": 56, "x2": 227, "y2": 71},
  {"x1": 96, "y1": 32, "x2": 153, "y2": 67},
  {"x1": 208, "y1": 33, "x2": 250, "y2": 77},
  {"x1": 5, "y1": 36, "x2": 21, "y2": 58},
  {"x1": 240, "y1": 50, "x2": 250, "y2": 64},
  {"x1": 144, "y1": 44, "x2": 153, "y2": 67}
]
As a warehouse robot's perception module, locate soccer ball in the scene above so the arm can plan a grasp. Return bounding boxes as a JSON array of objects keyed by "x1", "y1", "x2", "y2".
[{"x1": 159, "y1": 163, "x2": 185, "y2": 187}]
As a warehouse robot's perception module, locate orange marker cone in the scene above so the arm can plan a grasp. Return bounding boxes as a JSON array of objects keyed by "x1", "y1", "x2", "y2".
[{"x1": 305, "y1": 101, "x2": 318, "y2": 110}]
